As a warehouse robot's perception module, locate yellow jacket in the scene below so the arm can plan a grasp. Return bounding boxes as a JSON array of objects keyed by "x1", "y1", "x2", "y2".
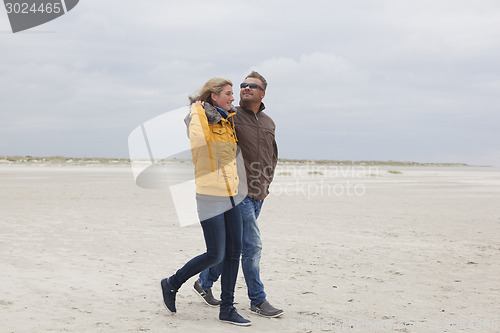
[{"x1": 189, "y1": 103, "x2": 239, "y2": 197}]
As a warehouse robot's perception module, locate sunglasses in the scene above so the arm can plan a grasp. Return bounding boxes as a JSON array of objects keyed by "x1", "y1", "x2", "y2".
[{"x1": 240, "y1": 82, "x2": 264, "y2": 91}]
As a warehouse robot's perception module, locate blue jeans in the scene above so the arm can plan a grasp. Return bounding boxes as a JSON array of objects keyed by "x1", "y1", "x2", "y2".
[
  {"x1": 168, "y1": 198, "x2": 242, "y2": 311},
  {"x1": 199, "y1": 196, "x2": 266, "y2": 307}
]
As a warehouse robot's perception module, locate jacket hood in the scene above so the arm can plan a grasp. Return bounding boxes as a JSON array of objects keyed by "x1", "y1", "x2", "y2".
[
  {"x1": 184, "y1": 103, "x2": 237, "y2": 137},
  {"x1": 203, "y1": 103, "x2": 237, "y2": 124}
]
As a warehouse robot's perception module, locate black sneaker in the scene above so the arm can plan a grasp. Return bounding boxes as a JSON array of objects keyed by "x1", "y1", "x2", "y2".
[
  {"x1": 160, "y1": 278, "x2": 177, "y2": 313},
  {"x1": 250, "y1": 300, "x2": 284, "y2": 318},
  {"x1": 193, "y1": 280, "x2": 221, "y2": 307},
  {"x1": 219, "y1": 308, "x2": 251, "y2": 326}
]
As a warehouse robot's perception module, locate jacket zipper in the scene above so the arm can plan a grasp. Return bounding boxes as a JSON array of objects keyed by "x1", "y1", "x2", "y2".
[
  {"x1": 255, "y1": 113, "x2": 260, "y2": 178},
  {"x1": 217, "y1": 156, "x2": 221, "y2": 182},
  {"x1": 255, "y1": 115, "x2": 260, "y2": 158}
]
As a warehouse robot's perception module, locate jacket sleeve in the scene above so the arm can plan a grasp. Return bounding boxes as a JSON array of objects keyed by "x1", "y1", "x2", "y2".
[
  {"x1": 272, "y1": 137, "x2": 278, "y2": 171},
  {"x1": 189, "y1": 104, "x2": 214, "y2": 171},
  {"x1": 268, "y1": 132, "x2": 278, "y2": 188}
]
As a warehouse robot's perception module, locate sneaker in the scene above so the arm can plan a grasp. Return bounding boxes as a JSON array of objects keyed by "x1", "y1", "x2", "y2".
[
  {"x1": 219, "y1": 308, "x2": 251, "y2": 326},
  {"x1": 193, "y1": 280, "x2": 221, "y2": 307},
  {"x1": 250, "y1": 300, "x2": 284, "y2": 318},
  {"x1": 160, "y1": 278, "x2": 177, "y2": 313}
]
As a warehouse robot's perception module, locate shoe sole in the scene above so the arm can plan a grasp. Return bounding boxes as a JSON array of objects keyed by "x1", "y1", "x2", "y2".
[
  {"x1": 192, "y1": 284, "x2": 220, "y2": 308},
  {"x1": 219, "y1": 319, "x2": 251, "y2": 326},
  {"x1": 160, "y1": 280, "x2": 176, "y2": 314},
  {"x1": 250, "y1": 309, "x2": 284, "y2": 318},
  {"x1": 162, "y1": 301, "x2": 176, "y2": 314}
]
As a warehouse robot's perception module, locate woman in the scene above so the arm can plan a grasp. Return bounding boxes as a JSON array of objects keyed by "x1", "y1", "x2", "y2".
[{"x1": 161, "y1": 78, "x2": 250, "y2": 326}]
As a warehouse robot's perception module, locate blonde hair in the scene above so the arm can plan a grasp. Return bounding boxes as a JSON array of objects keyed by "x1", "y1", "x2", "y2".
[{"x1": 189, "y1": 77, "x2": 233, "y2": 104}]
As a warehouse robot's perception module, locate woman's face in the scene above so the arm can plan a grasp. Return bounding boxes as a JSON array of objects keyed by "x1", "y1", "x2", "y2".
[{"x1": 211, "y1": 84, "x2": 234, "y2": 111}]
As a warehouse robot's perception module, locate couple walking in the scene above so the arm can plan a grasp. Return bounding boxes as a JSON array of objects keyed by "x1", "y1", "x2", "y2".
[{"x1": 161, "y1": 72, "x2": 282, "y2": 326}]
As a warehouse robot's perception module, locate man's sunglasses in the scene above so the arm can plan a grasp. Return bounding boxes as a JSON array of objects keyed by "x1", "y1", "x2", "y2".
[{"x1": 240, "y1": 82, "x2": 265, "y2": 91}]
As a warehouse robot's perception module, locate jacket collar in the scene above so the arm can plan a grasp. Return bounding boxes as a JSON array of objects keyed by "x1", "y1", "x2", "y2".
[
  {"x1": 204, "y1": 103, "x2": 237, "y2": 125},
  {"x1": 238, "y1": 102, "x2": 266, "y2": 116}
]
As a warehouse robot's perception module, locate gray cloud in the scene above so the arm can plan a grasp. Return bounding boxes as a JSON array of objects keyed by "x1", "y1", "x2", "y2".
[{"x1": 1, "y1": 0, "x2": 499, "y2": 165}]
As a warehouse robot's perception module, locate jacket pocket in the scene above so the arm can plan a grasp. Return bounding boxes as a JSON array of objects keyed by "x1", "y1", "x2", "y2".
[
  {"x1": 212, "y1": 126, "x2": 227, "y2": 135},
  {"x1": 262, "y1": 129, "x2": 275, "y2": 148}
]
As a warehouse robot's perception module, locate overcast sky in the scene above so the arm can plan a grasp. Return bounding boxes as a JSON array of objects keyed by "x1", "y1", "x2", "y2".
[{"x1": 1, "y1": 0, "x2": 499, "y2": 166}]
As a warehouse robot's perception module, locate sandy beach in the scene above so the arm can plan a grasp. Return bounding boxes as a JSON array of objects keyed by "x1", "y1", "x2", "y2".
[{"x1": 1, "y1": 163, "x2": 499, "y2": 332}]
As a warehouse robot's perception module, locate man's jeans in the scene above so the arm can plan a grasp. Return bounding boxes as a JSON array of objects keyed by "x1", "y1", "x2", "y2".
[{"x1": 199, "y1": 196, "x2": 267, "y2": 307}]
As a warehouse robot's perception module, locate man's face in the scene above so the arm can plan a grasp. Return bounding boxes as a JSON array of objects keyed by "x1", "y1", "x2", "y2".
[{"x1": 240, "y1": 78, "x2": 265, "y2": 105}]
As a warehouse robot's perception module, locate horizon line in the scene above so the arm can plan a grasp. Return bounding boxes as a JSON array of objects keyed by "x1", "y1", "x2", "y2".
[{"x1": 0, "y1": 155, "x2": 490, "y2": 167}]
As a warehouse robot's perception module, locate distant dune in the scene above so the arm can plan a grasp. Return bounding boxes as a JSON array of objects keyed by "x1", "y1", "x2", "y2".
[
  {"x1": 0, "y1": 156, "x2": 130, "y2": 166},
  {"x1": 0, "y1": 155, "x2": 479, "y2": 167}
]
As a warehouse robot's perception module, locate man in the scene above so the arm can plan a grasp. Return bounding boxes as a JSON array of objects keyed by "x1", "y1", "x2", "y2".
[{"x1": 193, "y1": 71, "x2": 283, "y2": 318}]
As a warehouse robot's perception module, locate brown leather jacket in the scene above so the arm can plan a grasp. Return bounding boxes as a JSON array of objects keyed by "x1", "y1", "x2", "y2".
[{"x1": 234, "y1": 103, "x2": 278, "y2": 200}]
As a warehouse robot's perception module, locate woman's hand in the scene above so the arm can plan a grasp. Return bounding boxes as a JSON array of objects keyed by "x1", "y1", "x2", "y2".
[{"x1": 194, "y1": 100, "x2": 205, "y2": 106}]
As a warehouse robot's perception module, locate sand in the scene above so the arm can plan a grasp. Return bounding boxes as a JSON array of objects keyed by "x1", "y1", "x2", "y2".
[{"x1": 1, "y1": 164, "x2": 499, "y2": 332}]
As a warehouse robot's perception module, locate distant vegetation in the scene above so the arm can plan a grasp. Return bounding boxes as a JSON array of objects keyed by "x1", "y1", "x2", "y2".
[
  {"x1": 0, "y1": 156, "x2": 130, "y2": 165},
  {"x1": 277, "y1": 158, "x2": 471, "y2": 167},
  {"x1": 0, "y1": 155, "x2": 474, "y2": 167}
]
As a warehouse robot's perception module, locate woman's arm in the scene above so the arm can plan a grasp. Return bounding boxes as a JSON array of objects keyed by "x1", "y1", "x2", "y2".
[{"x1": 189, "y1": 103, "x2": 214, "y2": 172}]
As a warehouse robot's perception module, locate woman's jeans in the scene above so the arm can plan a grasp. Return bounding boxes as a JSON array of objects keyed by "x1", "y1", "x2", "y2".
[
  {"x1": 168, "y1": 198, "x2": 242, "y2": 312},
  {"x1": 199, "y1": 196, "x2": 266, "y2": 307}
]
